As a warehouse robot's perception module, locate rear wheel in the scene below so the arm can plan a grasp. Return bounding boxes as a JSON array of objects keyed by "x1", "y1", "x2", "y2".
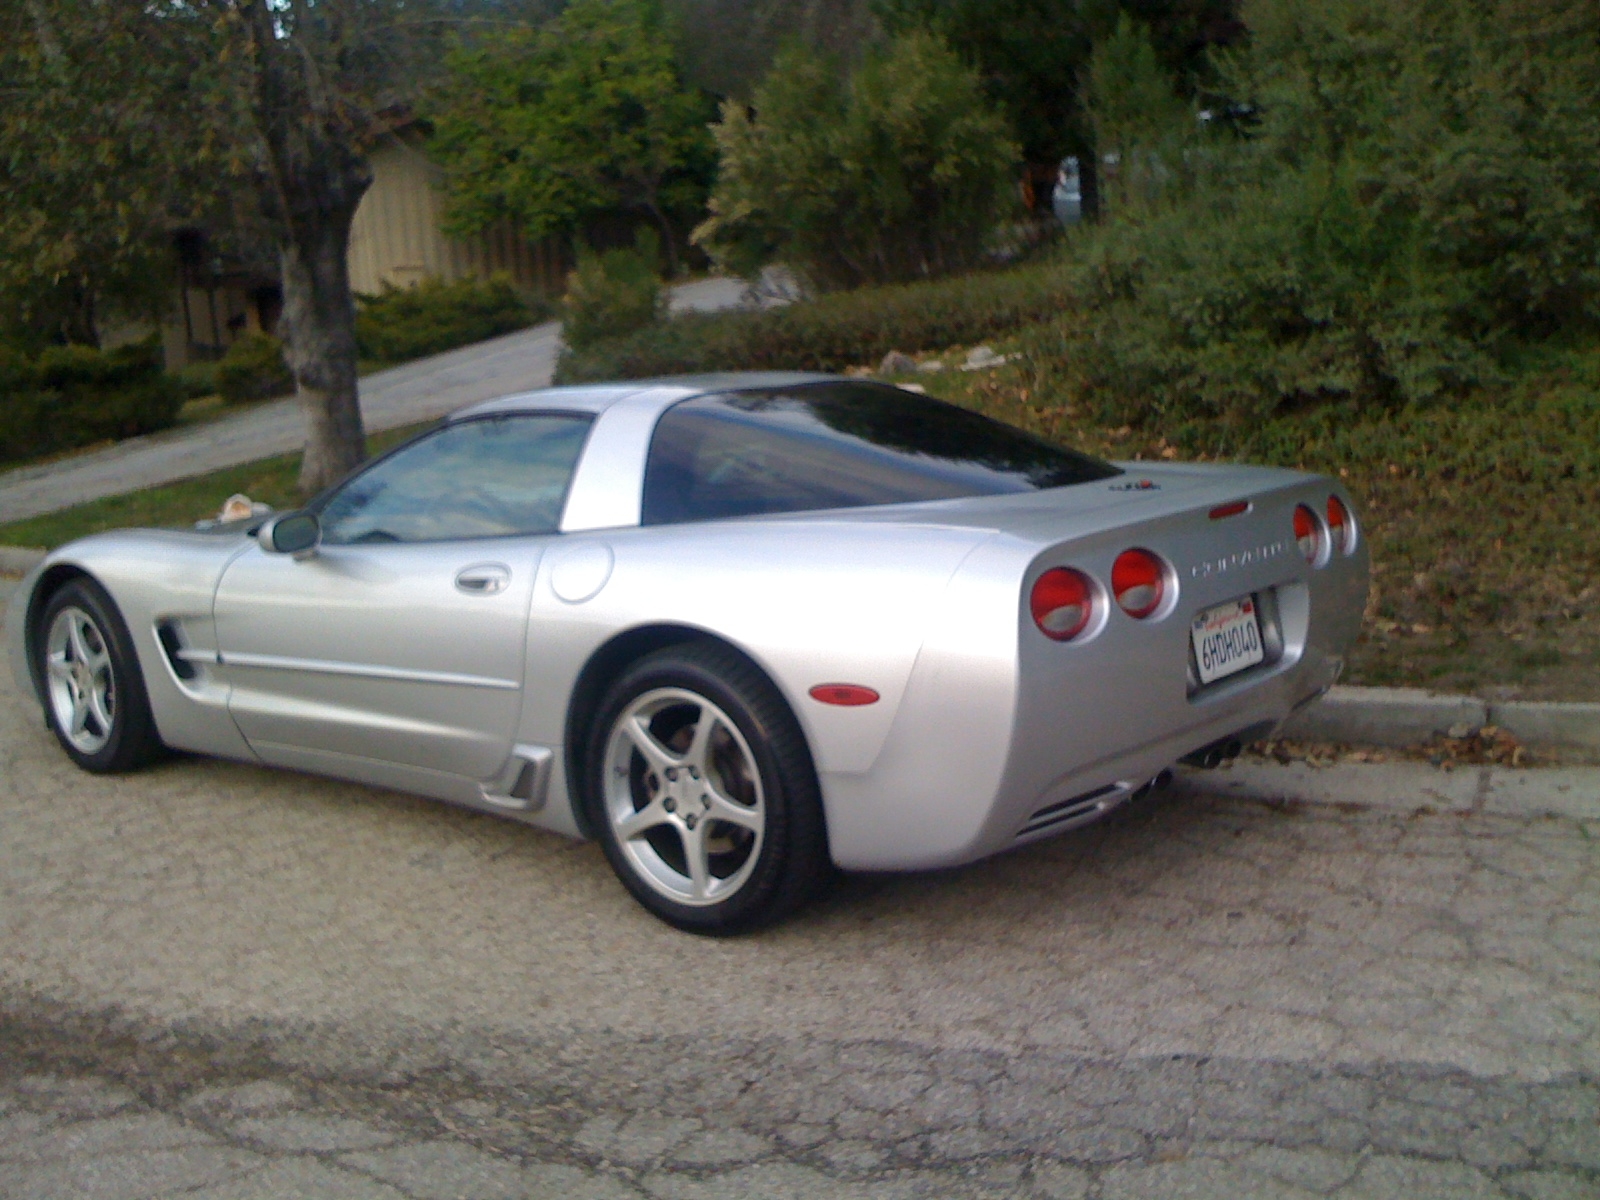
[
  {"x1": 585, "y1": 643, "x2": 829, "y2": 934},
  {"x1": 36, "y1": 578, "x2": 164, "y2": 772}
]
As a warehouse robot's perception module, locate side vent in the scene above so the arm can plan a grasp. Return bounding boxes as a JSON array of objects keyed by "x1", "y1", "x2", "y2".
[{"x1": 156, "y1": 621, "x2": 197, "y2": 682}]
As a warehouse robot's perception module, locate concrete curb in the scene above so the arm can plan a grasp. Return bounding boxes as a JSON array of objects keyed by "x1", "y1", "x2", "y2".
[
  {"x1": 1280, "y1": 684, "x2": 1600, "y2": 758},
  {"x1": 1182, "y1": 759, "x2": 1600, "y2": 822},
  {"x1": 0, "y1": 546, "x2": 45, "y2": 575}
]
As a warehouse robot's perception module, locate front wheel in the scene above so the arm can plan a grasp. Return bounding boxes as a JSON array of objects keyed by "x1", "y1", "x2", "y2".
[
  {"x1": 585, "y1": 643, "x2": 830, "y2": 934},
  {"x1": 36, "y1": 578, "x2": 164, "y2": 772}
]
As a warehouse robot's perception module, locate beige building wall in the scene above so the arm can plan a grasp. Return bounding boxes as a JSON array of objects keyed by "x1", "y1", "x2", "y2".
[{"x1": 348, "y1": 140, "x2": 569, "y2": 298}]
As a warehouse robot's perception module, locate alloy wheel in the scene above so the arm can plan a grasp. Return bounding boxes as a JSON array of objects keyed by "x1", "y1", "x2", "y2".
[
  {"x1": 45, "y1": 606, "x2": 117, "y2": 755},
  {"x1": 601, "y1": 686, "x2": 766, "y2": 907}
]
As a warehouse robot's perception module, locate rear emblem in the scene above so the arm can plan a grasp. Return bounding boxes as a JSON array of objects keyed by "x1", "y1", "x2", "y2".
[
  {"x1": 1110, "y1": 479, "x2": 1159, "y2": 491},
  {"x1": 1191, "y1": 542, "x2": 1286, "y2": 579}
]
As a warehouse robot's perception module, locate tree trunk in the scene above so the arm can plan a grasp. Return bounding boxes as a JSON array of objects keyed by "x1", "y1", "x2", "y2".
[
  {"x1": 280, "y1": 215, "x2": 365, "y2": 494},
  {"x1": 233, "y1": 0, "x2": 375, "y2": 495},
  {"x1": 645, "y1": 200, "x2": 679, "y2": 277}
]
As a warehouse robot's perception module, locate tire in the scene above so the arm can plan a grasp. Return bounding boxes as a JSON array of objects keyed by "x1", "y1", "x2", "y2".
[
  {"x1": 584, "y1": 642, "x2": 830, "y2": 934},
  {"x1": 35, "y1": 578, "x2": 165, "y2": 773}
]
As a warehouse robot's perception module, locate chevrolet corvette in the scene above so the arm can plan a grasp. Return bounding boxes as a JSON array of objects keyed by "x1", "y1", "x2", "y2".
[{"x1": 5, "y1": 374, "x2": 1368, "y2": 931}]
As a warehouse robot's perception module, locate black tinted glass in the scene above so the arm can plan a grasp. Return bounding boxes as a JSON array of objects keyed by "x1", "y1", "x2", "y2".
[
  {"x1": 318, "y1": 414, "x2": 591, "y2": 544},
  {"x1": 641, "y1": 382, "x2": 1120, "y2": 526}
]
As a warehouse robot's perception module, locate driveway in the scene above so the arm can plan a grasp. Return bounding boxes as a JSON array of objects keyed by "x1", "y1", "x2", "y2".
[
  {"x1": 2, "y1": 658, "x2": 1596, "y2": 1198},
  {"x1": 0, "y1": 277, "x2": 755, "y2": 525}
]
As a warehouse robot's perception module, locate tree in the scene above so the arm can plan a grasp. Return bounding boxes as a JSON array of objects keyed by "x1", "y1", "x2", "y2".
[
  {"x1": 1085, "y1": 14, "x2": 1193, "y2": 214},
  {"x1": 0, "y1": 1, "x2": 200, "y2": 351},
  {"x1": 196, "y1": 0, "x2": 464, "y2": 492},
  {"x1": 662, "y1": 0, "x2": 879, "y2": 98},
  {"x1": 430, "y1": 0, "x2": 716, "y2": 274},
  {"x1": 874, "y1": 0, "x2": 1242, "y2": 210},
  {"x1": 6, "y1": 0, "x2": 461, "y2": 493},
  {"x1": 694, "y1": 31, "x2": 1018, "y2": 290}
]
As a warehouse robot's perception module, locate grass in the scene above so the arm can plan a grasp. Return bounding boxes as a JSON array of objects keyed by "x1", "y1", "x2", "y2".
[{"x1": 0, "y1": 422, "x2": 431, "y2": 551}]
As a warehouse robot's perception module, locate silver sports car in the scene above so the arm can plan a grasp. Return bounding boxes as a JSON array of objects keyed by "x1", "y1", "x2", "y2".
[{"x1": 5, "y1": 374, "x2": 1368, "y2": 932}]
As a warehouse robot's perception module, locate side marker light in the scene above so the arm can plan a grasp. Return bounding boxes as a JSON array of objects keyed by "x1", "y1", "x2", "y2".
[{"x1": 809, "y1": 684, "x2": 880, "y2": 706}]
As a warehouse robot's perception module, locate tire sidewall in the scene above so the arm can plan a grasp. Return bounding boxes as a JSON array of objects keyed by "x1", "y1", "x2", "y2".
[
  {"x1": 585, "y1": 646, "x2": 817, "y2": 934},
  {"x1": 36, "y1": 579, "x2": 158, "y2": 773}
]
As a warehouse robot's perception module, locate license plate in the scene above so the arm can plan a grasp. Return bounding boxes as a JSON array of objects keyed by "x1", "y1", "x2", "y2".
[{"x1": 1191, "y1": 596, "x2": 1265, "y2": 685}]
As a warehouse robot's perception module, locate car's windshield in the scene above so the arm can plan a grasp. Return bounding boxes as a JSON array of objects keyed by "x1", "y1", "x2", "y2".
[{"x1": 641, "y1": 381, "x2": 1121, "y2": 525}]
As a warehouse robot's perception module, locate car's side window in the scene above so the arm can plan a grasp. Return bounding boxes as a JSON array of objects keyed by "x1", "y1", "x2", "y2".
[{"x1": 317, "y1": 414, "x2": 593, "y2": 545}]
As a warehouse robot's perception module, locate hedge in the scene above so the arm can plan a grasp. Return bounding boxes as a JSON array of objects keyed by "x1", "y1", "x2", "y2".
[
  {"x1": 0, "y1": 339, "x2": 182, "y2": 465},
  {"x1": 356, "y1": 274, "x2": 553, "y2": 365},
  {"x1": 554, "y1": 260, "x2": 1073, "y2": 383},
  {"x1": 214, "y1": 331, "x2": 293, "y2": 403},
  {"x1": 562, "y1": 235, "x2": 666, "y2": 352}
]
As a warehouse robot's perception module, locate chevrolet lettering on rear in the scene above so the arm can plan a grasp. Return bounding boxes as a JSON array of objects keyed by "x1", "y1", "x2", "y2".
[{"x1": 1190, "y1": 541, "x2": 1287, "y2": 580}]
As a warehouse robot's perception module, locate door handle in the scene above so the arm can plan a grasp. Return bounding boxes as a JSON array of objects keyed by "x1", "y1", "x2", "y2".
[{"x1": 455, "y1": 564, "x2": 511, "y2": 595}]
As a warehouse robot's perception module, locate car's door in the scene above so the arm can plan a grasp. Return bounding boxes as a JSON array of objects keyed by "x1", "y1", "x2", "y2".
[{"x1": 213, "y1": 412, "x2": 593, "y2": 781}]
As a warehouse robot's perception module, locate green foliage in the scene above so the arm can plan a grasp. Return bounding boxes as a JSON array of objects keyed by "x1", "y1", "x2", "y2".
[
  {"x1": 430, "y1": 0, "x2": 716, "y2": 270},
  {"x1": 556, "y1": 259, "x2": 1072, "y2": 381},
  {"x1": 0, "y1": 1, "x2": 204, "y2": 349},
  {"x1": 665, "y1": 0, "x2": 880, "y2": 98},
  {"x1": 1086, "y1": 15, "x2": 1193, "y2": 213},
  {"x1": 875, "y1": 0, "x2": 1241, "y2": 169},
  {"x1": 354, "y1": 275, "x2": 546, "y2": 365},
  {"x1": 562, "y1": 233, "x2": 667, "y2": 352},
  {"x1": 1032, "y1": 0, "x2": 1600, "y2": 428},
  {"x1": 213, "y1": 332, "x2": 294, "y2": 404},
  {"x1": 0, "y1": 339, "x2": 182, "y2": 465},
  {"x1": 695, "y1": 32, "x2": 1020, "y2": 290},
  {"x1": 172, "y1": 361, "x2": 219, "y2": 401}
]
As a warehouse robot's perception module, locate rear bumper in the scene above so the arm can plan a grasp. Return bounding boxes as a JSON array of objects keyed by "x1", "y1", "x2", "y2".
[{"x1": 820, "y1": 640, "x2": 1340, "y2": 871}]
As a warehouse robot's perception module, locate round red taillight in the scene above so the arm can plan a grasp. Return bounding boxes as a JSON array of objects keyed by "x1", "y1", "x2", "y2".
[
  {"x1": 1031, "y1": 568, "x2": 1095, "y2": 641},
  {"x1": 1293, "y1": 504, "x2": 1324, "y2": 565},
  {"x1": 1326, "y1": 495, "x2": 1352, "y2": 555},
  {"x1": 1112, "y1": 549, "x2": 1166, "y2": 619}
]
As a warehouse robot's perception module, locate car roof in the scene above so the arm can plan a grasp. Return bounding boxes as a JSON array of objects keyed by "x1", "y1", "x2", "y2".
[{"x1": 449, "y1": 372, "x2": 840, "y2": 421}]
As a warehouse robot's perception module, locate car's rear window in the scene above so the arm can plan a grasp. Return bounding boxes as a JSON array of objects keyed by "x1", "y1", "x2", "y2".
[{"x1": 641, "y1": 382, "x2": 1121, "y2": 525}]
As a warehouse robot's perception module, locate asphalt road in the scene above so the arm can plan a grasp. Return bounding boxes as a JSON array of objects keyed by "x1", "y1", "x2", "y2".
[
  {"x1": 2, "y1": 644, "x2": 1597, "y2": 1199},
  {"x1": 0, "y1": 277, "x2": 754, "y2": 525}
]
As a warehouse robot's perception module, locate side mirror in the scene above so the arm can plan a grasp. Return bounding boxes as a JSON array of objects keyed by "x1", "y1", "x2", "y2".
[{"x1": 257, "y1": 511, "x2": 321, "y2": 558}]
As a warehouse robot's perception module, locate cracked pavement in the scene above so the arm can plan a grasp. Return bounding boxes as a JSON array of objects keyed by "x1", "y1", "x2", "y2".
[{"x1": 2, "y1": 651, "x2": 1598, "y2": 1197}]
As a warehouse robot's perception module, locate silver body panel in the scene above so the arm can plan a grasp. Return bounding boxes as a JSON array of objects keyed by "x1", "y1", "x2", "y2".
[{"x1": 6, "y1": 374, "x2": 1367, "y2": 871}]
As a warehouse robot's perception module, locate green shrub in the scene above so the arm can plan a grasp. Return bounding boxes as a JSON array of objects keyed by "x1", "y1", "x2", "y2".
[
  {"x1": 556, "y1": 258, "x2": 1072, "y2": 382},
  {"x1": 172, "y1": 360, "x2": 219, "y2": 400},
  {"x1": 561, "y1": 232, "x2": 666, "y2": 352},
  {"x1": 355, "y1": 273, "x2": 547, "y2": 364},
  {"x1": 1027, "y1": 0, "x2": 1600, "y2": 429},
  {"x1": 213, "y1": 332, "x2": 293, "y2": 404},
  {"x1": 695, "y1": 31, "x2": 1019, "y2": 291},
  {"x1": 0, "y1": 338, "x2": 181, "y2": 464}
]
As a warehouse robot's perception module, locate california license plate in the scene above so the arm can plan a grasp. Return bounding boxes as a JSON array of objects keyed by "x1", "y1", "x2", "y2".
[{"x1": 1191, "y1": 596, "x2": 1265, "y2": 685}]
